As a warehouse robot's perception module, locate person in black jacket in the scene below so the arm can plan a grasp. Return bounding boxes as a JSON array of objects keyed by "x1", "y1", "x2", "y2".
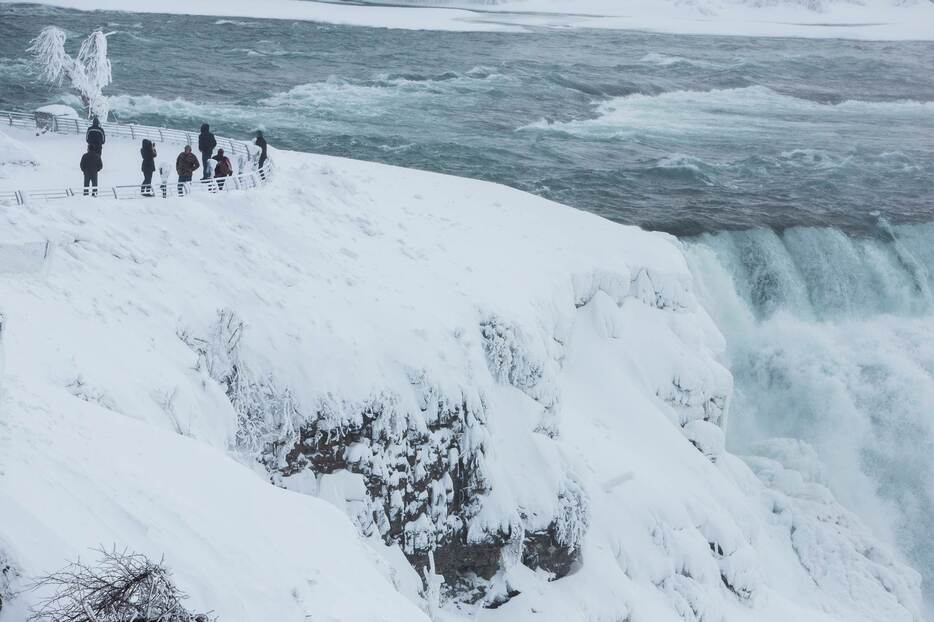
[
  {"x1": 198, "y1": 123, "x2": 217, "y2": 180},
  {"x1": 140, "y1": 139, "x2": 157, "y2": 196},
  {"x1": 80, "y1": 146, "x2": 103, "y2": 196},
  {"x1": 86, "y1": 117, "x2": 105, "y2": 155},
  {"x1": 255, "y1": 130, "x2": 268, "y2": 172}
]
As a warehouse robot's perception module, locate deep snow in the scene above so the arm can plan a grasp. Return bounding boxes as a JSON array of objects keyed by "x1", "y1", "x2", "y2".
[
  {"x1": 0, "y1": 126, "x2": 924, "y2": 620},
  {"x1": 17, "y1": 0, "x2": 934, "y2": 39}
]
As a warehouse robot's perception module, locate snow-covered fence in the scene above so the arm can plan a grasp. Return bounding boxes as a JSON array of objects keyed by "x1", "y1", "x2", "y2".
[
  {"x1": 0, "y1": 109, "x2": 272, "y2": 205},
  {"x1": 2, "y1": 111, "x2": 38, "y2": 131},
  {"x1": 2, "y1": 161, "x2": 274, "y2": 204},
  {"x1": 46, "y1": 114, "x2": 253, "y2": 157},
  {"x1": 0, "y1": 191, "x2": 22, "y2": 205},
  {"x1": 111, "y1": 162, "x2": 274, "y2": 199}
]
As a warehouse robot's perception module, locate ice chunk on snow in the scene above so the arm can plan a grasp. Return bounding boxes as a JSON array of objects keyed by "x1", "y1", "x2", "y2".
[{"x1": 35, "y1": 104, "x2": 79, "y2": 118}]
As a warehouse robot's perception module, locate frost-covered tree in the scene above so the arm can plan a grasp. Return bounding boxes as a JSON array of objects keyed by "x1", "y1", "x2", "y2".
[{"x1": 27, "y1": 26, "x2": 113, "y2": 120}]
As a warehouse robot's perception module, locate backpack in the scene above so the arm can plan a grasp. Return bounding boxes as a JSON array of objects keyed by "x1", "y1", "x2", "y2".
[{"x1": 87, "y1": 126, "x2": 104, "y2": 146}]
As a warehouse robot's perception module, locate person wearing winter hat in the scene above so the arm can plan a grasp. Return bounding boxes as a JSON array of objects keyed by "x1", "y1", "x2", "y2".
[{"x1": 198, "y1": 123, "x2": 217, "y2": 180}]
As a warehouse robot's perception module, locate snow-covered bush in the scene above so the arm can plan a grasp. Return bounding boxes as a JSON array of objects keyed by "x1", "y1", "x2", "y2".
[
  {"x1": 27, "y1": 26, "x2": 113, "y2": 120},
  {"x1": 27, "y1": 548, "x2": 210, "y2": 622},
  {"x1": 178, "y1": 309, "x2": 301, "y2": 465},
  {"x1": 479, "y1": 315, "x2": 561, "y2": 436},
  {"x1": 551, "y1": 479, "x2": 589, "y2": 551}
]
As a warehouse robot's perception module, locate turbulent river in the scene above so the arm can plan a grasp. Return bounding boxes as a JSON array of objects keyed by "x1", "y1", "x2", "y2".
[{"x1": 1, "y1": 2, "x2": 933, "y2": 606}]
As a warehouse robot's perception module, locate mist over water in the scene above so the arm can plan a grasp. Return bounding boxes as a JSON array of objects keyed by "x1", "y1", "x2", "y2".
[{"x1": 2, "y1": 2, "x2": 934, "y2": 606}]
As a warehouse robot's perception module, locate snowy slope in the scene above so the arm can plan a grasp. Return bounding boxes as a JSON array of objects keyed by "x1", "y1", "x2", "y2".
[
  {"x1": 17, "y1": 0, "x2": 934, "y2": 40},
  {"x1": 0, "y1": 126, "x2": 922, "y2": 621}
]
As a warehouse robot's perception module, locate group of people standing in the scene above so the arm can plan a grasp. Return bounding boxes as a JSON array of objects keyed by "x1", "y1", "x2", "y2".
[{"x1": 78, "y1": 117, "x2": 270, "y2": 197}]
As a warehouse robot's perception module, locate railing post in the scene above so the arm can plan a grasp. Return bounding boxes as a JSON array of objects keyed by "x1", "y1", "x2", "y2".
[
  {"x1": 159, "y1": 128, "x2": 164, "y2": 140},
  {"x1": 74, "y1": 118, "x2": 79, "y2": 134},
  {"x1": 15, "y1": 190, "x2": 24, "y2": 206},
  {"x1": 130, "y1": 125, "x2": 135, "y2": 139}
]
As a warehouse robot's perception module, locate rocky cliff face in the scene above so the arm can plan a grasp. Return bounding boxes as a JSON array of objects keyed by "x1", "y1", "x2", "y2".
[
  {"x1": 177, "y1": 262, "x2": 737, "y2": 608},
  {"x1": 182, "y1": 306, "x2": 589, "y2": 604}
]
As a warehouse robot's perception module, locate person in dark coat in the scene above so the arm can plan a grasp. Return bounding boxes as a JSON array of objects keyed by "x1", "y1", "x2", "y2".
[
  {"x1": 176, "y1": 145, "x2": 200, "y2": 195},
  {"x1": 80, "y1": 146, "x2": 103, "y2": 196},
  {"x1": 213, "y1": 148, "x2": 233, "y2": 190},
  {"x1": 198, "y1": 123, "x2": 217, "y2": 180},
  {"x1": 140, "y1": 139, "x2": 157, "y2": 196},
  {"x1": 254, "y1": 130, "x2": 268, "y2": 172},
  {"x1": 86, "y1": 117, "x2": 105, "y2": 155}
]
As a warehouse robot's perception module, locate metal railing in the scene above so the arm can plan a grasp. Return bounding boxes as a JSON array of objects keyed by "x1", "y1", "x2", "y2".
[
  {"x1": 111, "y1": 161, "x2": 275, "y2": 199},
  {"x1": 2, "y1": 111, "x2": 38, "y2": 131},
  {"x1": 1, "y1": 109, "x2": 272, "y2": 205},
  {"x1": 48, "y1": 115, "x2": 252, "y2": 157}
]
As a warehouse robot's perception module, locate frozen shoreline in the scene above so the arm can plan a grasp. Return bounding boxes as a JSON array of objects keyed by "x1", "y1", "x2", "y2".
[{"x1": 11, "y1": 0, "x2": 934, "y2": 39}]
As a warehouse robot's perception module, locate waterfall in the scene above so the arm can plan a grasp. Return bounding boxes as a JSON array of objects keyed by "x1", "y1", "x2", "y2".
[{"x1": 686, "y1": 221, "x2": 934, "y2": 608}]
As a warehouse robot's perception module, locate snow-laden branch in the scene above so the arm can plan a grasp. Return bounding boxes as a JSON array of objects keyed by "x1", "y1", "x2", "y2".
[
  {"x1": 27, "y1": 547, "x2": 212, "y2": 622},
  {"x1": 27, "y1": 26, "x2": 113, "y2": 121}
]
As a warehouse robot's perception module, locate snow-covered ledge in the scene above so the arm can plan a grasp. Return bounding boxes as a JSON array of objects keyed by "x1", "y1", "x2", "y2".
[
  {"x1": 0, "y1": 125, "x2": 921, "y2": 621},
  {"x1": 0, "y1": 110, "x2": 268, "y2": 203}
]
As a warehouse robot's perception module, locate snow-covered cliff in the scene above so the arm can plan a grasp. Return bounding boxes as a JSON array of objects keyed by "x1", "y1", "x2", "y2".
[{"x1": 0, "y1": 127, "x2": 922, "y2": 621}]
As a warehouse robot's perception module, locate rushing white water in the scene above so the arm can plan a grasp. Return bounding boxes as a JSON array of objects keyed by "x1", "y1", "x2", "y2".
[{"x1": 686, "y1": 222, "x2": 934, "y2": 606}]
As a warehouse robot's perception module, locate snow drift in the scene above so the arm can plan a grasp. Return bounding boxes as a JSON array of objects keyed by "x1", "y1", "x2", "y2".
[
  {"x1": 0, "y1": 126, "x2": 923, "y2": 621},
  {"x1": 0, "y1": 132, "x2": 37, "y2": 179}
]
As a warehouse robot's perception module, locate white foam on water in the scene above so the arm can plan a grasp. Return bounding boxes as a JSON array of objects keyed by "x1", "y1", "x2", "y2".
[{"x1": 523, "y1": 86, "x2": 934, "y2": 139}]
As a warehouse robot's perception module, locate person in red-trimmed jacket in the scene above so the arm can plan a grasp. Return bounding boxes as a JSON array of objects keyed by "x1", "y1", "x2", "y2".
[{"x1": 213, "y1": 148, "x2": 233, "y2": 190}]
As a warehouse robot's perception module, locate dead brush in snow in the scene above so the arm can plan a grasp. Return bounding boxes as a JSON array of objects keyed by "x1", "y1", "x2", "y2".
[{"x1": 27, "y1": 547, "x2": 212, "y2": 622}]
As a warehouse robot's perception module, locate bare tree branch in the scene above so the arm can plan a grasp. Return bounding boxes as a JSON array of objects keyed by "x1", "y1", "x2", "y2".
[{"x1": 28, "y1": 547, "x2": 213, "y2": 622}]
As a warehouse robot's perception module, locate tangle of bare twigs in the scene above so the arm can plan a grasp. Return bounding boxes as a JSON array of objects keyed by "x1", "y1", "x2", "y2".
[{"x1": 27, "y1": 546, "x2": 213, "y2": 622}]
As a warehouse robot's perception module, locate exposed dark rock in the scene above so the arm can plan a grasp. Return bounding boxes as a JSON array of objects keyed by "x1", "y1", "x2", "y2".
[
  {"x1": 433, "y1": 540, "x2": 505, "y2": 582},
  {"x1": 521, "y1": 530, "x2": 579, "y2": 577}
]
